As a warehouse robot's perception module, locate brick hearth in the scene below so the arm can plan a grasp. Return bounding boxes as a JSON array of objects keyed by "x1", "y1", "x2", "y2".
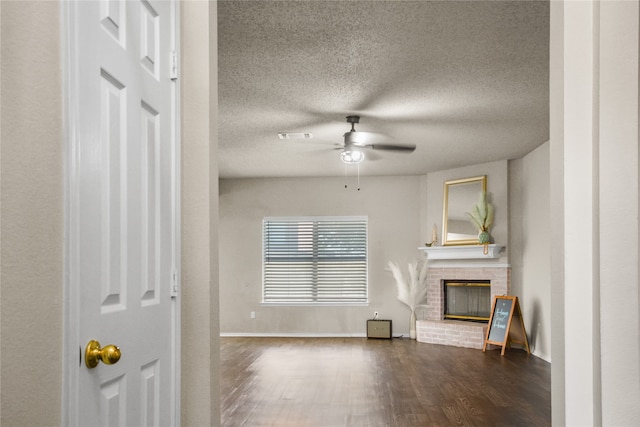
[{"x1": 416, "y1": 265, "x2": 510, "y2": 349}]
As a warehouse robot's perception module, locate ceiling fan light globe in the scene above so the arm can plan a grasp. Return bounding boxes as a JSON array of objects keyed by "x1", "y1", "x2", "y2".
[{"x1": 340, "y1": 150, "x2": 364, "y2": 164}]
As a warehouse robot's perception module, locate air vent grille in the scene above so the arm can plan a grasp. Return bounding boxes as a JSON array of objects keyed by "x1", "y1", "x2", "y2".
[{"x1": 277, "y1": 132, "x2": 313, "y2": 140}]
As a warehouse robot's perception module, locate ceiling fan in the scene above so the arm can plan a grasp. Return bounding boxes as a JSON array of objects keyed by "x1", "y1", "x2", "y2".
[{"x1": 339, "y1": 115, "x2": 416, "y2": 164}]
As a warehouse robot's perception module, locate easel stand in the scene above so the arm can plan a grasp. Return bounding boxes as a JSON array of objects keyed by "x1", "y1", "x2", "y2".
[{"x1": 483, "y1": 295, "x2": 530, "y2": 356}]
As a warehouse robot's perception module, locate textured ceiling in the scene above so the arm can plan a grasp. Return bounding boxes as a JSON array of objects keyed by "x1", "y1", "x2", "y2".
[{"x1": 218, "y1": 0, "x2": 549, "y2": 179}]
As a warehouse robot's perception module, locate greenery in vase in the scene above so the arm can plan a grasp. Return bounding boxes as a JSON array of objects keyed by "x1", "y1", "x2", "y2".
[{"x1": 466, "y1": 191, "x2": 494, "y2": 235}]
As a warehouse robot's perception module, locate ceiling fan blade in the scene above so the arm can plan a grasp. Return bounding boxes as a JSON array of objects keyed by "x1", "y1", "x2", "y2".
[
  {"x1": 345, "y1": 130, "x2": 387, "y2": 145},
  {"x1": 364, "y1": 143, "x2": 416, "y2": 153}
]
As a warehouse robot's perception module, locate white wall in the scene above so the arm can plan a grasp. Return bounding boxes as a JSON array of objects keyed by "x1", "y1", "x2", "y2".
[
  {"x1": 219, "y1": 161, "x2": 523, "y2": 337},
  {"x1": 598, "y1": 3, "x2": 640, "y2": 423},
  {"x1": 510, "y1": 142, "x2": 551, "y2": 362},
  {"x1": 219, "y1": 176, "x2": 422, "y2": 336},
  {"x1": 422, "y1": 160, "x2": 509, "y2": 263},
  {"x1": 181, "y1": 1, "x2": 220, "y2": 425},
  {"x1": 549, "y1": 1, "x2": 565, "y2": 424},
  {"x1": 1, "y1": 2, "x2": 63, "y2": 424},
  {"x1": 551, "y1": 1, "x2": 640, "y2": 425}
]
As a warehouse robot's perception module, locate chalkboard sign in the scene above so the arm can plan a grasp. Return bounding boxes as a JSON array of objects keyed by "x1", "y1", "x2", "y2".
[
  {"x1": 487, "y1": 297, "x2": 513, "y2": 343},
  {"x1": 483, "y1": 295, "x2": 530, "y2": 356}
]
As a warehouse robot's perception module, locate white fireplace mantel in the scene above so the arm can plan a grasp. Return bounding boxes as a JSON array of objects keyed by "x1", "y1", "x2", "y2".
[{"x1": 418, "y1": 244, "x2": 504, "y2": 260}]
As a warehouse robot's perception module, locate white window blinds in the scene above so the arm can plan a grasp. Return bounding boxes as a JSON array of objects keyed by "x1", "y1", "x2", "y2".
[{"x1": 263, "y1": 217, "x2": 368, "y2": 303}]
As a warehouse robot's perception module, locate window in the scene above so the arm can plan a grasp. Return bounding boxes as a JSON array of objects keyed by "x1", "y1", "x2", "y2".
[{"x1": 263, "y1": 216, "x2": 368, "y2": 304}]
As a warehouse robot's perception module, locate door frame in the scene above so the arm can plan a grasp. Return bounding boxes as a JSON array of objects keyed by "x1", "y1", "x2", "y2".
[{"x1": 60, "y1": 1, "x2": 181, "y2": 424}]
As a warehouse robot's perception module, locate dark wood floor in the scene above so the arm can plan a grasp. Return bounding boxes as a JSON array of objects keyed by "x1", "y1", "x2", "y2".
[{"x1": 220, "y1": 337, "x2": 551, "y2": 427}]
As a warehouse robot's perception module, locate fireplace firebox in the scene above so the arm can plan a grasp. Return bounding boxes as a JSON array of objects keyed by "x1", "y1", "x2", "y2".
[{"x1": 443, "y1": 280, "x2": 491, "y2": 322}]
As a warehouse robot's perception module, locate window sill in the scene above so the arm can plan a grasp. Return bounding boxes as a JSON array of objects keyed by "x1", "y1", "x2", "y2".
[{"x1": 260, "y1": 302, "x2": 369, "y2": 307}]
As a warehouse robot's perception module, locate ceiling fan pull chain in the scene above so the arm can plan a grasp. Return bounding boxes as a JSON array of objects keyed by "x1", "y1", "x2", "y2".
[
  {"x1": 344, "y1": 163, "x2": 348, "y2": 189},
  {"x1": 357, "y1": 163, "x2": 361, "y2": 191}
]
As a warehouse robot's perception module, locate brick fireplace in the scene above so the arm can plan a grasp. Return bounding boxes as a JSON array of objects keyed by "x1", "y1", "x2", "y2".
[{"x1": 416, "y1": 262, "x2": 510, "y2": 349}]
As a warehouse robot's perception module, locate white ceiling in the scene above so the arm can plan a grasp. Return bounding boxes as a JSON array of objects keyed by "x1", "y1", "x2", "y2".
[{"x1": 217, "y1": 0, "x2": 549, "y2": 179}]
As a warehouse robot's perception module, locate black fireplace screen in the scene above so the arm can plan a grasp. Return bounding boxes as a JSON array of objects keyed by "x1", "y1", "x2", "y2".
[{"x1": 443, "y1": 280, "x2": 491, "y2": 322}]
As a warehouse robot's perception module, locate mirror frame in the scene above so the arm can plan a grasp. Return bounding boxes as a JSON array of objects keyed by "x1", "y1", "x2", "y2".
[{"x1": 442, "y1": 175, "x2": 487, "y2": 246}]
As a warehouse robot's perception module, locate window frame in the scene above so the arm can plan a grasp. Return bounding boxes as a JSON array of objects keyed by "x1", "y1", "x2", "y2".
[{"x1": 261, "y1": 216, "x2": 369, "y2": 306}]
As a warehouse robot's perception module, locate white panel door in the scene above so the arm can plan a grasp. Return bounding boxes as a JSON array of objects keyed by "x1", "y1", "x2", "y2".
[{"x1": 64, "y1": 1, "x2": 179, "y2": 426}]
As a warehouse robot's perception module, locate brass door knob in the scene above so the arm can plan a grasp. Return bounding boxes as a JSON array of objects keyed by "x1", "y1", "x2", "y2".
[{"x1": 85, "y1": 340, "x2": 121, "y2": 369}]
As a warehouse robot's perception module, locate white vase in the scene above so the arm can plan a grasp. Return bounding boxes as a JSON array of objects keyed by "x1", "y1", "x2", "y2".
[{"x1": 410, "y1": 310, "x2": 417, "y2": 339}]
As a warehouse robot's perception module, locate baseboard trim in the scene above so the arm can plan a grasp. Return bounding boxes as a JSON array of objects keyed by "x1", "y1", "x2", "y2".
[
  {"x1": 220, "y1": 332, "x2": 369, "y2": 338},
  {"x1": 220, "y1": 332, "x2": 412, "y2": 338}
]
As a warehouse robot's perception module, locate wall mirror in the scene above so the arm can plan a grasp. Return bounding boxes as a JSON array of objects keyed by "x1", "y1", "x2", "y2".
[{"x1": 442, "y1": 175, "x2": 487, "y2": 246}]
